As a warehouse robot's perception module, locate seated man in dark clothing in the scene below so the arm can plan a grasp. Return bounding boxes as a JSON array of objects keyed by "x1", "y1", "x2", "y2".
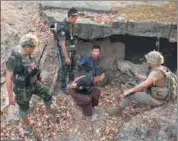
[
  {"x1": 77, "y1": 45, "x2": 101, "y2": 77},
  {"x1": 67, "y1": 67, "x2": 105, "y2": 116}
]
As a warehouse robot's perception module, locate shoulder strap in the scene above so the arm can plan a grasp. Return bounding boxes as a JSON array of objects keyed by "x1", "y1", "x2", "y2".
[
  {"x1": 10, "y1": 50, "x2": 24, "y2": 73},
  {"x1": 152, "y1": 66, "x2": 168, "y2": 76}
]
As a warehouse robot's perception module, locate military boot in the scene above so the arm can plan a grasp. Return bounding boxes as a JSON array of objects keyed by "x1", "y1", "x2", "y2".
[{"x1": 106, "y1": 105, "x2": 123, "y2": 117}]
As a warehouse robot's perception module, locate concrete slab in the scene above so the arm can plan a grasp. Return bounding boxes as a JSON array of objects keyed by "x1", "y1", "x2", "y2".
[
  {"x1": 39, "y1": 1, "x2": 177, "y2": 41},
  {"x1": 40, "y1": 1, "x2": 116, "y2": 12}
]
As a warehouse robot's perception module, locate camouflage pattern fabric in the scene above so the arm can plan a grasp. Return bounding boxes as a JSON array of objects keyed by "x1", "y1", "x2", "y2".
[
  {"x1": 56, "y1": 19, "x2": 77, "y2": 90},
  {"x1": 13, "y1": 81, "x2": 52, "y2": 112}
]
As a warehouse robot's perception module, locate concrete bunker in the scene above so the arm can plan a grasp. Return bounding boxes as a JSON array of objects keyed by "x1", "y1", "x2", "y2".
[{"x1": 38, "y1": 1, "x2": 177, "y2": 90}]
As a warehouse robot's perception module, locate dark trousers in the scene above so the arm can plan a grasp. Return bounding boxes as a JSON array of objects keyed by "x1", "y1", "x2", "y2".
[{"x1": 69, "y1": 88, "x2": 101, "y2": 116}]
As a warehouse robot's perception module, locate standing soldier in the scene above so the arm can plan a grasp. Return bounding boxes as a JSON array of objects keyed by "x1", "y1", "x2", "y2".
[
  {"x1": 52, "y1": 8, "x2": 78, "y2": 94},
  {"x1": 106, "y1": 50, "x2": 177, "y2": 116},
  {"x1": 6, "y1": 33, "x2": 58, "y2": 133}
]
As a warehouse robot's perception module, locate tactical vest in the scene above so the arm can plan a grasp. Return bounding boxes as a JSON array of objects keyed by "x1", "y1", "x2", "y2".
[
  {"x1": 151, "y1": 66, "x2": 177, "y2": 101},
  {"x1": 9, "y1": 50, "x2": 40, "y2": 87},
  {"x1": 57, "y1": 21, "x2": 71, "y2": 46},
  {"x1": 56, "y1": 20, "x2": 76, "y2": 51}
]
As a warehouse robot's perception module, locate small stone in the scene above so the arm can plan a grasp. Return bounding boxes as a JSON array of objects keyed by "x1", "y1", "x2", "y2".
[
  {"x1": 118, "y1": 132, "x2": 125, "y2": 139},
  {"x1": 1, "y1": 74, "x2": 6, "y2": 84}
]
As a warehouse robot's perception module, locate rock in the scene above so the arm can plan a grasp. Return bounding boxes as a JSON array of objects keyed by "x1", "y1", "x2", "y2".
[
  {"x1": 165, "y1": 125, "x2": 177, "y2": 138},
  {"x1": 29, "y1": 95, "x2": 41, "y2": 109},
  {"x1": 118, "y1": 132, "x2": 125, "y2": 139},
  {"x1": 117, "y1": 61, "x2": 132, "y2": 73},
  {"x1": 117, "y1": 60, "x2": 148, "y2": 76},
  {"x1": 169, "y1": 24, "x2": 177, "y2": 43},
  {"x1": 91, "y1": 108, "x2": 103, "y2": 121},
  {"x1": 118, "y1": 103, "x2": 177, "y2": 141},
  {"x1": 135, "y1": 127, "x2": 152, "y2": 137},
  {"x1": 6, "y1": 105, "x2": 19, "y2": 122},
  {"x1": 1, "y1": 75, "x2": 6, "y2": 84}
]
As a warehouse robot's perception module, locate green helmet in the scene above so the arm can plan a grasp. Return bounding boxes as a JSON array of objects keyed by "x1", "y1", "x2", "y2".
[{"x1": 145, "y1": 50, "x2": 164, "y2": 65}]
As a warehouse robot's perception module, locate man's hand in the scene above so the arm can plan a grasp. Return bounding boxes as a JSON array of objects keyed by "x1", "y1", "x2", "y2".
[
  {"x1": 123, "y1": 89, "x2": 133, "y2": 97},
  {"x1": 134, "y1": 72, "x2": 147, "y2": 80},
  {"x1": 65, "y1": 57, "x2": 71, "y2": 64},
  {"x1": 67, "y1": 83, "x2": 77, "y2": 89},
  {"x1": 9, "y1": 94, "x2": 15, "y2": 105},
  {"x1": 67, "y1": 84, "x2": 71, "y2": 89},
  {"x1": 134, "y1": 72, "x2": 141, "y2": 79}
]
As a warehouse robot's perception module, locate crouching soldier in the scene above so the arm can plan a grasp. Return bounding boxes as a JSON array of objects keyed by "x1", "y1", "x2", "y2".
[
  {"x1": 6, "y1": 33, "x2": 59, "y2": 133},
  {"x1": 106, "y1": 50, "x2": 177, "y2": 116},
  {"x1": 67, "y1": 67, "x2": 105, "y2": 116}
]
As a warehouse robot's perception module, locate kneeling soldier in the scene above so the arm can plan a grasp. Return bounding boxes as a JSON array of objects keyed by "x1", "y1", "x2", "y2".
[{"x1": 106, "y1": 50, "x2": 177, "y2": 116}]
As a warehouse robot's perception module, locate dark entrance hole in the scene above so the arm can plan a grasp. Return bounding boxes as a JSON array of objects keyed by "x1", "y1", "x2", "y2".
[{"x1": 110, "y1": 34, "x2": 177, "y2": 72}]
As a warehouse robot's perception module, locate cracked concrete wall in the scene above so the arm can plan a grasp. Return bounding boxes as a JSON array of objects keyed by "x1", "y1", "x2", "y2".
[{"x1": 39, "y1": 3, "x2": 177, "y2": 42}]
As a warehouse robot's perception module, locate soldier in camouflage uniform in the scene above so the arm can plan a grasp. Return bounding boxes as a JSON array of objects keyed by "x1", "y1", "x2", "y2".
[
  {"x1": 6, "y1": 33, "x2": 58, "y2": 133},
  {"x1": 106, "y1": 50, "x2": 177, "y2": 116},
  {"x1": 54, "y1": 8, "x2": 78, "y2": 93}
]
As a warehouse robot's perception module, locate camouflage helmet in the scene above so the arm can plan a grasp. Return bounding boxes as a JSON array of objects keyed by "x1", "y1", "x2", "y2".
[
  {"x1": 145, "y1": 50, "x2": 164, "y2": 65},
  {"x1": 20, "y1": 33, "x2": 39, "y2": 48}
]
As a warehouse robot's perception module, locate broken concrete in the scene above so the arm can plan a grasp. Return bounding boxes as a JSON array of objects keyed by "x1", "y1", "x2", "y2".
[
  {"x1": 118, "y1": 103, "x2": 177, "y2": 141},
  {"x1": 39, "y1": 1, "x2": 177, "y2": 41},
  {"x1": 40, "y1": 1, "x2": 115, "y2": 13}
]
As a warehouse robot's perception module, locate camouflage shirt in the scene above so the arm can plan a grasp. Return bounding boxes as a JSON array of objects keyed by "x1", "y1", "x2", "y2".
[
  {"x1": 6, "y1": 49, "x2": 40, "y2": 86},
  {"x1": 57, "y1": 18, "x2": 74, "y2": 51}
]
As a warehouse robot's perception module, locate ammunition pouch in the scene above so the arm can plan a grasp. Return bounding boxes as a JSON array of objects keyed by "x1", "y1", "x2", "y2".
[
  {"x1": 69, "y1": 44, "x2": 76, "y2": 52},
  {"x1": 151, "y1": 87, "x2": 169, "y2": 100},
  {"x1": 13, "y1": 73, "x2": 30, "y2": 88},
  {"x1": 13, "y1": 68, "x2": 41, "y2": 88}
]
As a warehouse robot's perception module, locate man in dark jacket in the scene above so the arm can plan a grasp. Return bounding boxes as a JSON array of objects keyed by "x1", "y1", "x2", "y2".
[
  {"x1": 77, "y1": 45, "x2": 101, "y2": 77},
  {"x1": 67, "y1": 67, "x2": 105, "y2": 116}
]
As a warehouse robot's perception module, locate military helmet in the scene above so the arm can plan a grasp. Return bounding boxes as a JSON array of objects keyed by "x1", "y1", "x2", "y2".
[
  {"x1": 145, "y1": 50, "x2": 164, "y2": 65},
  {"x1": 20, "y1": 33, "x2": 39, "y2": 48}
]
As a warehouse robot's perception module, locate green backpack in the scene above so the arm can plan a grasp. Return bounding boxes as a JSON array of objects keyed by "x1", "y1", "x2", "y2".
[{"x1": 154, "y1": 66, "x2": 177, "y2": 101}]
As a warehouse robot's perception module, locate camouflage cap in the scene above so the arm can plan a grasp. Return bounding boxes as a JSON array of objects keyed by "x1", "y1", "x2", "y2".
[
  {"x1": 20, "y1": 33, "x2": 39, "y2": 48},
  {"x1": 145, "y1": 50, "x2": 164, "y2": 65}
]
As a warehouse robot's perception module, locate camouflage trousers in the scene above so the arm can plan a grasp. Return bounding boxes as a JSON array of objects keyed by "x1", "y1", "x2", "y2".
[
  {"x1": 13, "y1": 81, "x2": 52, "y2": 113},
  {"x1": 119, "y1": 92, "x2": 166, "y2": 108},
  {"x1": 57, "y1": 47, "x2": 76, "y2": 90}
]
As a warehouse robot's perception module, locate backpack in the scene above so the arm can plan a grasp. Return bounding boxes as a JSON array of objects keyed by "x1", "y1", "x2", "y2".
[{"x1": 154, "y1": 66, "x2": 177, "y2": 101}]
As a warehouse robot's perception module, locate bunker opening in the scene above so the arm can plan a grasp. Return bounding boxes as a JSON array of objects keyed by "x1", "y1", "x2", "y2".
[{"x1": 77, "y1": 35, "x2": 177, "y2": 72}]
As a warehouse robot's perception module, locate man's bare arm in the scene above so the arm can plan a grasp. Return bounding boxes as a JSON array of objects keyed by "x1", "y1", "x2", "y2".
[
  {"x1": 130, "y1": 78, "x2": 153, "y2": 93},
  {"x1": 60, "y1": 40, "x2": 69, "y2": 59},
  {"x1": 6, "y1": 71, "x2": 13, "y2": 98},
  {"x1": 123, "y1": 78, "x2": 153, "y2": 97},
  {"x1": 138, "y1": 75, "x2": 147, "y2": 80},
  {"x1": 134, "y1": 72, "x2": 147, "y2": 80},
  {"x1": 67, "y1": 82, "x2": 78, "y2": 89},
  {"x1": 73, "y1": 75, "x2": 85, "y2": 83}
]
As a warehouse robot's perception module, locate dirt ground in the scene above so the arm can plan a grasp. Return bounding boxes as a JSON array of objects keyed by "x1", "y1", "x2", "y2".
[{"x1": 1, "y1": 1, "x2": 176, "y2": 141}]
